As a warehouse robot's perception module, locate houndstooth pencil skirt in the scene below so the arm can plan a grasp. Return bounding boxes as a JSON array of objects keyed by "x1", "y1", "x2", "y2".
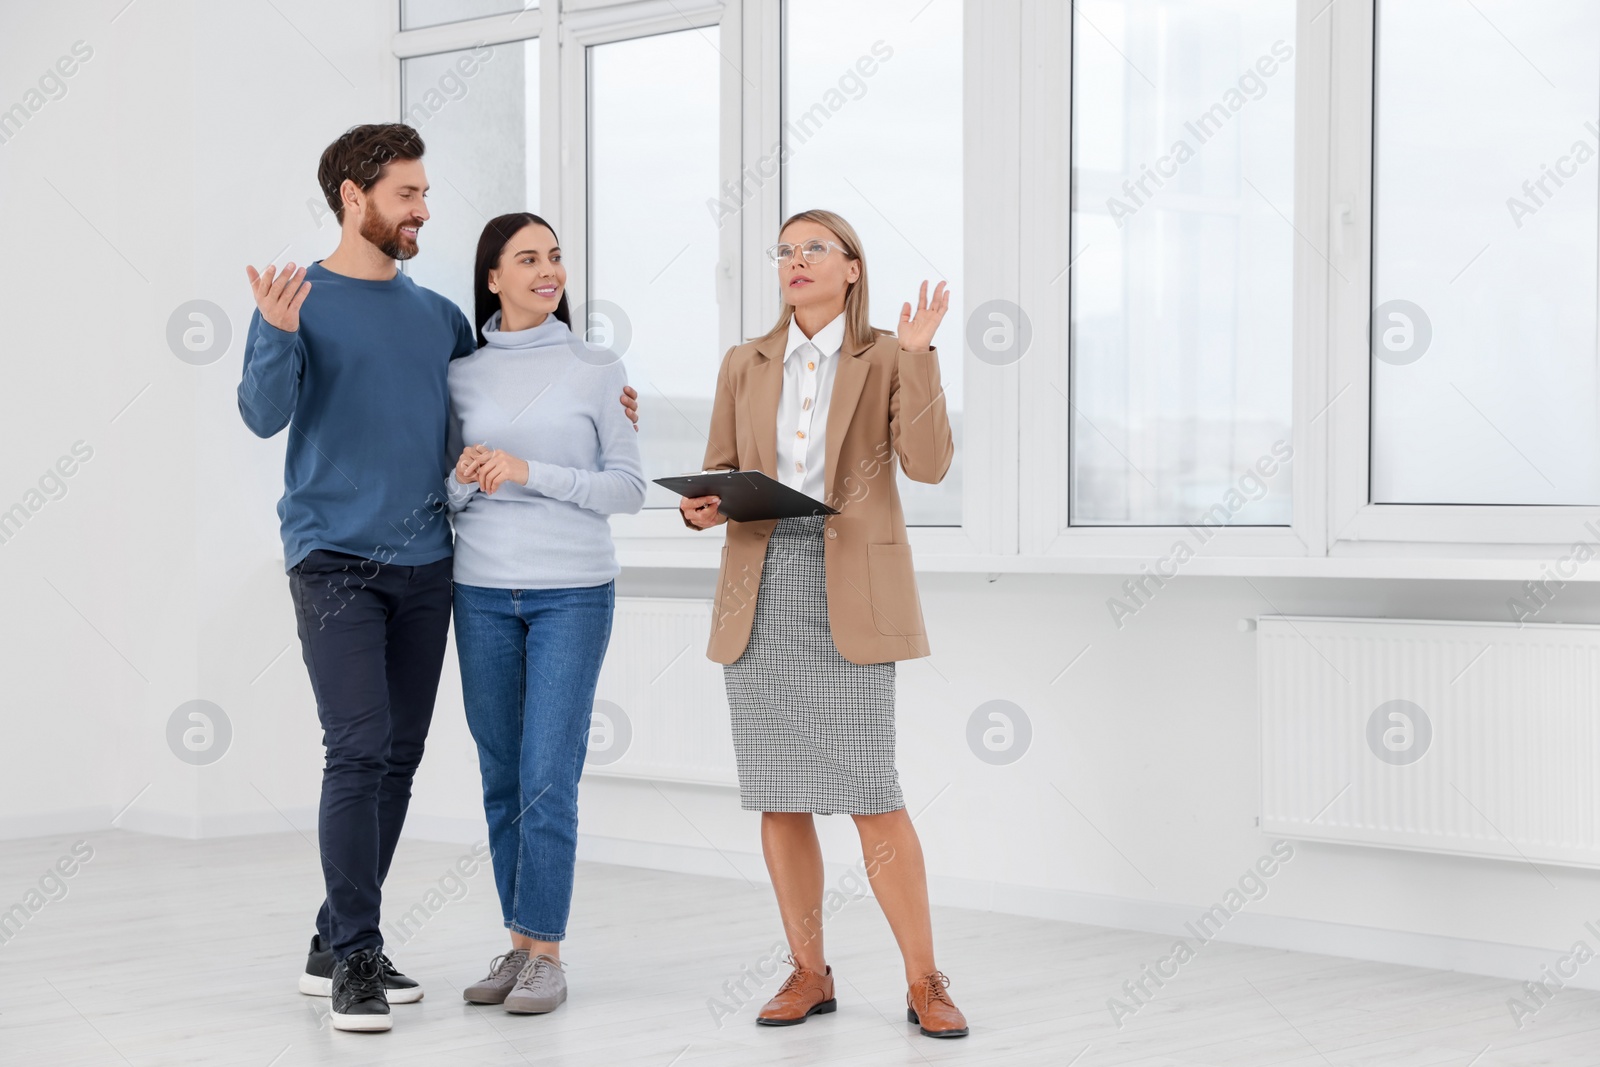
[{"x1": 723, "y1": 513, "x2": 905, "y2": 815}]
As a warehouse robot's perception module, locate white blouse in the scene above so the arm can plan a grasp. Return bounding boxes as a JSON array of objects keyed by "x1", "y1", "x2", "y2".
[{"x1": 774, "y1": 312, "x2": 845, "y2": 504}]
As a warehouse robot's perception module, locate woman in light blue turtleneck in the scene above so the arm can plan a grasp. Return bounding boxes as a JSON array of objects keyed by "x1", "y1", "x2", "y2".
[{"x1": 446, "y1": 212, "x2": 644, "y2": 1018}]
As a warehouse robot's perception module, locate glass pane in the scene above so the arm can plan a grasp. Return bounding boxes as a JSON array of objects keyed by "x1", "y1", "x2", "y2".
[
  {"x1": 589, "y1": 30, "x2": 721, "y2": 509},
  {"x1": 1371, "y1": 0, "x2": 1600, "y2": 505},
  {"x1": 400, "y1": 41, "x2": 539, "y2": 321},
  {"x1": 783, "y1": 0, "x2": 964, "y2": 526},
  {"x1": 401, "y1": 0, "x2": 536, "y2": 31},
  {"x1": 1070, "y1": 0, "x2": 1295, "y2": 526}
]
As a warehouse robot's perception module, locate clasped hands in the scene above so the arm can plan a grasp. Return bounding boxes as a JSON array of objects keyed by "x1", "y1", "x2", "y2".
[{"x1": 456, "y1": 445, "x2": 527, "y2": 495}]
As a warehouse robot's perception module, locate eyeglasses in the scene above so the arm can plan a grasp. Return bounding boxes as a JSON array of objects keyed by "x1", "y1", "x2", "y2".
[{"x1": 765, "y1": 239, "x2": 849, "y2": 267}]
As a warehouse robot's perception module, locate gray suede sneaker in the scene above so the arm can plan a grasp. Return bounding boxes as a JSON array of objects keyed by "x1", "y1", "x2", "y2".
[
  {"x1": 463, "y1": 950, "x2": 530, "y2": 1005},
  {"x1": 503, "y1": 953, "x2": 566, "y2": 1014}
]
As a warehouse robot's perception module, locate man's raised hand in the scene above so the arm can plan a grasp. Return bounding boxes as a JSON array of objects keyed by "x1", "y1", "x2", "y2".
[{"x1": 246, "y1": 262, "x2": 312, "y2": 333}]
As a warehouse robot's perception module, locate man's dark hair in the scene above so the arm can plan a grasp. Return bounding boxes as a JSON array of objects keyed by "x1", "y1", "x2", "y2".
[{"x1": 317, "y1": 123, "x2": 426, "y2": 224}]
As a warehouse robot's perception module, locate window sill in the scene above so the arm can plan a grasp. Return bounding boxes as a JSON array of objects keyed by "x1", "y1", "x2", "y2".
[{"x1": 615, "y1": 541, "x2": 1583, "y2": 582}]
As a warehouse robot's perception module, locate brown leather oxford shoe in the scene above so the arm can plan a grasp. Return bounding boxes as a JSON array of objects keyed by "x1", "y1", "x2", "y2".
[
  {"x1": 756, "y1": 957, "x2": 837, "y2": 1026},
  {"x1": 906, "y1": 970, "x2": 968, "y2": 1038}
]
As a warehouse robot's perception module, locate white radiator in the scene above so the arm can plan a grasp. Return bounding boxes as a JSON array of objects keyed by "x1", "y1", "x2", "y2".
[
  {"x1": 1258, "y1": 615, "x2": 1600, "y2": 869},
  {"x1": 588, "y1": 597, "x2": 738, "y2": 787}
]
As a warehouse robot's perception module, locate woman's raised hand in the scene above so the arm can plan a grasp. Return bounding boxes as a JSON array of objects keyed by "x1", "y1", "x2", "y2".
[
  {"x1": 897, "y1": 279, "x2": 950, "y2": 354},
  {"x1": 456, "y1": 444, "x2": 491, "y2": 484}
]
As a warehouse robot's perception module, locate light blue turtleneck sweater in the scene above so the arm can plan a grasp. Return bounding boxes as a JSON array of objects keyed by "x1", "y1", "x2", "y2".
[{"x1": 446, "y1": 311, "x2": 645, "y2": 589}]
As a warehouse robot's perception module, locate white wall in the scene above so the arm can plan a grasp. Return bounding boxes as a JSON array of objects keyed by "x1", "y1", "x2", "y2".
[
  {"x1": 2, "y1": 0, "x2": 1593, "y2": 997},
  {"x1": 2, "y1": 0, "x2": 203, "y2": 836},
  {"x1": 0, "y1": 0, "x2": 393, "y2": 835}
]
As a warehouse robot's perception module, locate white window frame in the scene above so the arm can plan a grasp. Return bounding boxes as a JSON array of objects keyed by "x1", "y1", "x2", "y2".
[
  {"x1": 391, "y1": 6, "x2": 553, "y2": 62},
  {"x1": 597, "y1": 0, "x2": 1010, "y2": 562},
  {"x1": 1017, "y1": 0, "x2": 1331, "y2": 564},
  {"x1": 766, "y1": 0, "x2": 1014, "y2": 560},
  {"x1": 1325, "y1": 0, "x2": 1600, "y2": 552},
  {"x1": 389, "y1": 0, "x2": 1600, "y2": 579},
  {"x1": 555, "y1": 0, "x2": 737, "y2": 562},
  {"x1": 390, "y1": 4, "x2": 555, "y2": 320}
]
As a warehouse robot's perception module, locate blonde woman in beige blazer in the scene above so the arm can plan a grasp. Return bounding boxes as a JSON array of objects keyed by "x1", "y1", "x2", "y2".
[{"x1": 680, "y1": 209, "x2": 967, "y2": 1038}]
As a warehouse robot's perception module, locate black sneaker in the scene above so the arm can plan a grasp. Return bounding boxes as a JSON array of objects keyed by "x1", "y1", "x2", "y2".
[
  {"x1": 300, "y1": 935, "x2": 423, "y2": 1004},
  {"x1": 330, "y1": 948, "x2": 391, "y2": 1032},
  {"x1": 376, "y1": 952, "x2": 422, "y2": 1003},
  {"x1": 299, "y1": 934, "x2": 336, "y2": 997}
]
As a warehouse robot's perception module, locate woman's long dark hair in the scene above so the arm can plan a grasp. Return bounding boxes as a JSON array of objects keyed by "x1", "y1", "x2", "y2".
[{"x1": 473, "y1": 212, "x2": 572, "y2": 346}]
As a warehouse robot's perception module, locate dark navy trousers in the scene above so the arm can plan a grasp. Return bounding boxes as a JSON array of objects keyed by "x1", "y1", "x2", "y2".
[{"x1": 288, "y1": 548, "x2": 453, "y2": 959}]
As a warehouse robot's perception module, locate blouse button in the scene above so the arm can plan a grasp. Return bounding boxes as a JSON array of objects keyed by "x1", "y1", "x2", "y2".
[
  {"x1": 807, "y1": 361, "x2": 816, "y2": 371},
  {"x1": 796, "y1": 430, "x2": 805, "y2": 439}
]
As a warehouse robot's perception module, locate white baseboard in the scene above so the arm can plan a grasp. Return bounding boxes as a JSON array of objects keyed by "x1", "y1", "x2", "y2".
[
  {"x1": 399, "y1": 812, "x2": 488, "y2": 844},
  {"x1": 204, "y1": 807, "x2": 318, "y2": 838},
  {"x1": 114, "y1": 808, "x2": 199, "y2": 838},
  {"x1": 0, "y1": 808, "x2": 110, "y2": 841},
  {"x1": 3, "y1": 812, "x2": 1583, "y2": 992},
  {"x1": 946, "y1": 874, "x2": 1600, "y2": 992},
  {"x1": 578, "y1": 833, "x2": 771, "y2": 885},
  {"x1": 570, "y1": 833, "x2": 1600, "y2": 994},
  {"x1": 113, "y1": 806, "x2": 318, "y2": 839}
]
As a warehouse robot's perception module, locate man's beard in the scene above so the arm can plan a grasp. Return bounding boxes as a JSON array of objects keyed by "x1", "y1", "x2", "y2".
[{"x1": 361, "y1": 208, "x2": 420, "y2": 261}]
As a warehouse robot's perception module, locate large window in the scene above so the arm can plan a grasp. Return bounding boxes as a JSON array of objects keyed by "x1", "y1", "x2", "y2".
[
  {"x1": 1371, "y1": 0, "x2": 1600, "y2": 506},
  {"x1": 386, "y1": 0, "x2": 1600, "y2": 569},
  {"x1": 400, "y1": 39, "x2": 540, "y2": 322},
  {"x1": 1070, "y1": 0, "x2": 1296, "y2": 527},
  {"x1": 782, "y1": 0, "x2": 964, "y2": 526},
  {"x1": 587, "y1": 29, "x2": 722, "y2": 510}
]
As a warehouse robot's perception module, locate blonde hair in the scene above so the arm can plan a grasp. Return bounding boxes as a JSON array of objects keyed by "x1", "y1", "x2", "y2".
[{"x1": 756, "y1": 209, "x2": 877, "y2": 351}]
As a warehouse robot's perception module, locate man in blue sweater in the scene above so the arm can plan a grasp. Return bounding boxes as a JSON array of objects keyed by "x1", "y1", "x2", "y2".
[{"x1": 238, "y1": 123, "x2": 636, "y2": 1032}]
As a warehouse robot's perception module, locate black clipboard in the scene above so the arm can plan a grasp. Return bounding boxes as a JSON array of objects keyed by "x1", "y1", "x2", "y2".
[{"x1": 654, "y1": 469, "x2": 838, "y2": 522}]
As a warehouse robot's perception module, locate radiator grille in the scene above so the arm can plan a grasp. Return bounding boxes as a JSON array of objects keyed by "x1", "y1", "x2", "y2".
[
  {"x1": 589, "y1": 597, "x2": 737, "y2": 787},
  {"x1": 1258, "y1": 615, "x2": 1600, "y2": 868}
]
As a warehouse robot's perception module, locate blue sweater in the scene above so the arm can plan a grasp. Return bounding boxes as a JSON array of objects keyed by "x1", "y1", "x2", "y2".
[
  {"x1": 238, "y1": 262, "x2": 476, "y2": 570},
  {"x1": 446, "y1": 311, "x2": 645, "y2": 589}
]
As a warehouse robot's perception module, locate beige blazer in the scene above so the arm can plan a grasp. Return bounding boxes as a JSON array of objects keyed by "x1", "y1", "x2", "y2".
[{"x1": 684, "y1": 327, "x2": 954, "y2": 665}]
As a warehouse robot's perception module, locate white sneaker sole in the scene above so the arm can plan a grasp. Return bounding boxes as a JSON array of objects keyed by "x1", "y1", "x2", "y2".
[
  {"x1": 299, "y1": 973, "x2": 333, "y2": 997},
  {"x1": 301, "y1": 972, "x2": 423, "y2": 1004},
  {"x1": 329, "y1": 1009, "x2": 392, "y2": 1032}
]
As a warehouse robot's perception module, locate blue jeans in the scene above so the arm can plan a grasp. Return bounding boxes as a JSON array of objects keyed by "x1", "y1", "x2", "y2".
[{"x1": 452, "y1": 581, "x2": 615, "y2": 941}]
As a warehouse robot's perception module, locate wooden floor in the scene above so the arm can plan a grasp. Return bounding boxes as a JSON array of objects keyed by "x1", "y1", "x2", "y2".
[{"x1": 1, "y1": 831, "x2": 1597, "y2": 1066}]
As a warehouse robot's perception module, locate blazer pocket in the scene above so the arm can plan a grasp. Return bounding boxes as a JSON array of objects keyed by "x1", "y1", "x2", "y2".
[{"x1": 866, "y1": 542, "x2": 925, "y2": 638}]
